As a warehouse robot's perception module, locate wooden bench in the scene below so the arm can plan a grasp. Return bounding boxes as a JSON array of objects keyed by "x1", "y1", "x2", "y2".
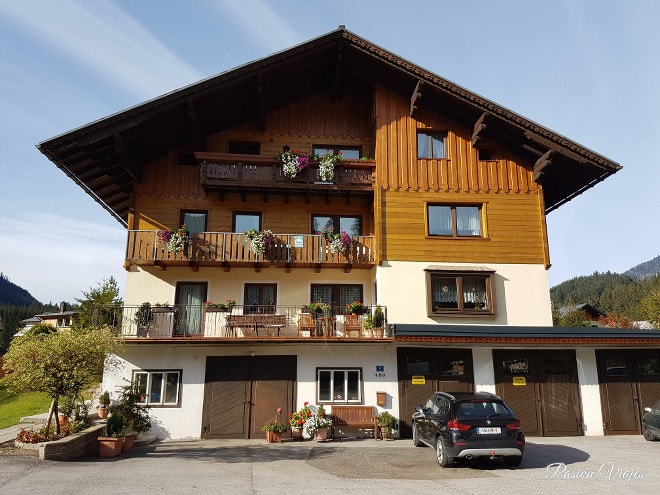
[
  {"x1": 226, "y1": 314, "x2": 287, "y2": 337},
  {"x1": 330, "y1": 405, "x2": 378, "y2": 439}
]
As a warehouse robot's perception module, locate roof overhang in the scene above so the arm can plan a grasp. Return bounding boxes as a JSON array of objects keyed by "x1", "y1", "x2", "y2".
[{"x1": 37, "y1": 27, "x2": 621, "y2": 225}]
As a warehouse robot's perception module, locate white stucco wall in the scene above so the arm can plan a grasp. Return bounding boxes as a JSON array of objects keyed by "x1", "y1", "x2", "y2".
[
  {"x1": 376, "y1": 261, "x2": 552, "y2": 326},
  {"x1": 102, "y1": 342, "x2": 398, "y2": 440},
  {"x1": 575, "y1": 347, "x2": 604, "y2": 436}
]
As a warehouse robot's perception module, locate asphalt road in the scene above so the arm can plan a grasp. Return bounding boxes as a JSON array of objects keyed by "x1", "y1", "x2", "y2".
[{"x1": 0, "y1": 435, "x2": 657, "y2": 494}]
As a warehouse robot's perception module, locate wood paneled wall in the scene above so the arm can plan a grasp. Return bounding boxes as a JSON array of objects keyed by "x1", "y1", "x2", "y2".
[{"x1": 373, "y1": 85, "x2": 548, "y2": 265}]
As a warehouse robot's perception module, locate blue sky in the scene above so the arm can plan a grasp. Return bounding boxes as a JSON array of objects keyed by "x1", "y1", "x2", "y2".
[{"x1": 0, "y1": 0, "x2": 658, "y2": 303}]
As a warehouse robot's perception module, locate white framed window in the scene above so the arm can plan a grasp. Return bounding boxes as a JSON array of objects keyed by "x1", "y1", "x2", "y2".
[
  {"x1": 317, "y1": 368, "x2": 362, "y2": 403},
  {"x1": 417, "y1": 131, "x2": 446, "y2": 159},
  {"x1": 133, "y1": 370, "x2": 181, "y2": 406}
]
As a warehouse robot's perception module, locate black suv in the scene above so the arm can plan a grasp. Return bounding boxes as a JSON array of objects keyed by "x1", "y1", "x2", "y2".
[{"x1": 412, "y1": 391, "x2": 525, "y2": 467}]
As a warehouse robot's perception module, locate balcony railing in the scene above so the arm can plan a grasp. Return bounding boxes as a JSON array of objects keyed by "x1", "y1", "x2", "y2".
[
  {"x1": 198, "y1": 153, "x2": 375, "y2": 195},
  {"x1": 91, "y1": 305, "x2": 390, "y2": 341},
  {"x1": 125, "y1": 231, "x2": 376, "y2": 270}
]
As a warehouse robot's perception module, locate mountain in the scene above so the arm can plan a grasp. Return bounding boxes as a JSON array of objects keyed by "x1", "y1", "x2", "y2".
[
  {"x1": 624, "y1": 255, "x2": 660, "y2": 280},
  {"x1": 0, "y1": 273, "x2": 40, "y2": 306}
]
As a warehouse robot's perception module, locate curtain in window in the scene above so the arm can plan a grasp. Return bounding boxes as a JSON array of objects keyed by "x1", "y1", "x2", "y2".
[
  {"x1": 183, "y1": 212, "x2": 207, "y2": 234},
  {"x1": 428, "y1": 206, "x2": 452, "y2": 235},
  {"x1": 456, "y1": 207, "x2": 480, "y2": 236},
  {"x1": 432, "y1": 277, "x2": 458, "y2": 308},
  {"x1": 431, "y1": 135, "x2": 445, "y2": 159},
  {"x1": 462, "y1": 278, "x2": 487, "y2": 309},
  {"x1": 177, "y1": 283, "x2": 205, "y2": 334},
  {"x1": 417, "y1": 133, "x2": 430, "y2": 158}
]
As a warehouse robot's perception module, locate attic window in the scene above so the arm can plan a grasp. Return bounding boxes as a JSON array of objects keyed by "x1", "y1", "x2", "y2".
[
  {"x1": 229, "y1": 141, "x2": 260, "y2": 155},
  {"x1": 417, "y1": 131, "x2": 446, "y2": 159}
]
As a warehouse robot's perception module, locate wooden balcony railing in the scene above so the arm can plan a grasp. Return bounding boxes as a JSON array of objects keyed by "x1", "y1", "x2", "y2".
[
  {"x1": 92, "y1": 305, "x2": 391, "y2": 341},
  {"x1": 125, "y1": 231, "x2": 376, "y2": 270},
  {"x1": 197, "y1": 153, "x2": 375, "y2": 195}
]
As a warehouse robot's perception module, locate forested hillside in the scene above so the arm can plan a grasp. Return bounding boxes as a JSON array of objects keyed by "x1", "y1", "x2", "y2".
[
  {"x1": 551, "y1": 271, "x2": 660, "y2": 323},
  {"x1": 0, "y1": 273, "x2": 39, "y2": 306}
]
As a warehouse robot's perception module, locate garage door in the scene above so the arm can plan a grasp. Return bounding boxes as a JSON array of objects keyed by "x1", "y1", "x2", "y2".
[
  {"x1": 494, "y1": 350, "x2": 582, "y2": 437},
  {"x1": 397, "y1": 347, "x2": 474, "y2": 438},
  {"x1": 201, "y1": 355, "x2": 296, "y2": 439},
  {"x1": 597, "y1": 350, "x2": 660, "y2": 435}
]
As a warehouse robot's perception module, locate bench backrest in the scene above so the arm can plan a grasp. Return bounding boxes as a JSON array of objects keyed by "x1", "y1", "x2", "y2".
[{"x1": 331, "y1": 405, "x2": 375, "y2": 424}]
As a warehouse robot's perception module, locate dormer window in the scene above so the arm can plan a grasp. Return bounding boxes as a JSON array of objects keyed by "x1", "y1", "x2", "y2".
[{"x1": 417, "y1": 131, "x2": 446, "y2": 159}]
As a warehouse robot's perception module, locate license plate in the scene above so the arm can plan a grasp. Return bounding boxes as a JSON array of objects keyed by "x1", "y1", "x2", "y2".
[{"x1": 477, "y1": 427, "x2": 501, "y2": 434}]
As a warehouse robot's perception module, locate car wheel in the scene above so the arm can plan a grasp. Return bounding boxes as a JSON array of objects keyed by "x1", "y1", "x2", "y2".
[
  {"x1": 504, "y1": 456, "x2": 523, "y2": 467},
  {"x1": 435, "y1": 437, "x2": 453, "y2": 467},
  {"x1": 642, "y1": 427, "x2": 657, "y2": 441},
  {"x1": 412, "y1": 423, "x2": 423, "y2": 447}
]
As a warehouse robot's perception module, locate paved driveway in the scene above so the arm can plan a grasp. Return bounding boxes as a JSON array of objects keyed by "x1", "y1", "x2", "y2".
[{"x1": 0, "y1": 435, "x2": 657, "y2": 494}]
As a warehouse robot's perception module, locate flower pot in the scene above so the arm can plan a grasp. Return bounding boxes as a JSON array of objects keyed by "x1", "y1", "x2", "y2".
[
  {"x1": 291, "y1": 427, "x2": 303, "y2": 441},
  {"x1": 266, "y1": 431, "x2": 282, "y2": 443},
  {"x1": 97, "y1": 406, "x2": 108, "y2": 419},
  {"x1": 314, "y1": 427, "x2": 329, "y2": 442},
  {"x1": 122, "y1": 433, "x2": 137, "y2": 452},
  {"x1": 98, "y1": 436, "x2": 124, "y2": 458}
]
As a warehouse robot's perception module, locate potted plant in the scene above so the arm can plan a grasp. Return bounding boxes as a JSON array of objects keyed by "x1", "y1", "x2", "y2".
[
  {"x1": 289, "y1": 402, "x2": 312, "y2": 441},
  {"x1": 261, "y1": 407, "x2": 287, "y2": 443},
  {"x1": 372, "y1": 305, "x2": 385, "y2": 338},
  {"x1": 134, "y1": 302, "x2": 153, "y2": 337},
  {"x1": 346, "y1": 300, "x2": 366, "y2": 315},
  {"x1": 377, "y1": 411, "x2": 398, "y2": 440},
  {"x1": 304, "y1": 415, "x2": 332, "y2": 442},
  {"x1": 98, "y1": 412, "x2": 124, "y2": 457},
  {"x1": 97, "y1": 391, "x2": 110, "y2": 419},
  {"x1": 362, "y1": 313, "x2": 374, "y2": 338},
  {"x1": 109, "y1": 382, "x2": 151, "y2": 452}
]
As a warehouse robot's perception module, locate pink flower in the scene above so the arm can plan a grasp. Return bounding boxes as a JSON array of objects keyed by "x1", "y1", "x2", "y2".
[{"x1": 277, "y1": 407, "x2": 282, "y2": 414}]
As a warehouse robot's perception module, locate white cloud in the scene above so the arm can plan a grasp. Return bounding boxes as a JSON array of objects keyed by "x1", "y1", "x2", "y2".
[
  {"x1": 0, "y1": 0, "x2": 203, "y2": 99},
  {"x1": 0, "y1": 212, "x2": 125, "y2": 303},
  {"x1": 213, "y1": 0, "x2": 300, "y2": 50}
]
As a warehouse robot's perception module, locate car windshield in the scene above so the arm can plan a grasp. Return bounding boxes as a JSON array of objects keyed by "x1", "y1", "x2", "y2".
[{"x1": 456, "y1": 400, "x2": 513, "y2": 419}]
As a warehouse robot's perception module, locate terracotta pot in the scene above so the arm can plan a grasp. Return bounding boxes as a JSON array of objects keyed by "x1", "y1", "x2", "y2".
[
  {"x1": 98, "y1": 437, "x2": 124, "y2": 458},
  {"x1": 122, "y1": 433, "x2": 137, "y2": 452},
  {"x1": 265, "y1": 431, "x2": 282, "y2": 443},
  {"x1": 291, "y1": 427, "x2": 303, "y2": 441},
  {"x1": 314, "y1": 427, "x2": 329, "y2": 442},
  {"x1": 97, "y1": 407, "x2": 108, "y2": 419}
]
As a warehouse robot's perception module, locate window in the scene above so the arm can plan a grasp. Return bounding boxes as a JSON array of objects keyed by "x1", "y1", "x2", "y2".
[
  {"x1": 181, "y1": 210, "x2": 207, "y2": 233},
  {"x1": 313, "y1": 145, "x2": 361, "y2": 160},
  {"x1": 427, "y1": 269, "x2": 494, "y2": 315},
  {"x1": 229, "y1": 141, "x2": 260, "y2": 155},
  {"x1": 311, "y1": 284, "x2": 363, "y2": 314},
  {"x1": 233, "y1": 212, "x2": 261, "y2": 233},
  {"x1": 134, "y1": 370, "x2": 181, "y2": 406},
  {"x1": 417, "y1": 131, "x2": 446, "y2": 159},
  {"x1": 175, "y1": 282, "x2": 207, "y2": 335},
  {"x1": 317, "y1": 368, "x2": 362, "y2": 403},
  {"x1": 312, "y1": 215, "x2": 361, "y2": 236},
  {"x1": 428, "y1": 204, "x2": 482, "y2": 237},
  {"x1": 244, "y1": 283, "x2": 277, "y2": 313}
]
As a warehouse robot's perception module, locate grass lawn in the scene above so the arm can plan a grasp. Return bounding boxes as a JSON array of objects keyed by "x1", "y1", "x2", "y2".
[{"x1": 0, "y1": 377, "x2": 51, "y2": 429}]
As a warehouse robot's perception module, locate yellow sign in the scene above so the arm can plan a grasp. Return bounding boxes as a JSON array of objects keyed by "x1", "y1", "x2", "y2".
[
  {"x1": 411, "y1": 375, "x2": 426, "y2": 385},
  {"x1": 513, "y1": 376, "x2": 526, "y2": 386}
]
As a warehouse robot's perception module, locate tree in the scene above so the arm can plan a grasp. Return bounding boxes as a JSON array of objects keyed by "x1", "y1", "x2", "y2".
[
  {"x1": 557, "y1": 308, "x2": 591, "y2": 327},
  {"x1": 1, "y1": 327, "x2": 121, "y2": 436},
  {"x1": 75, "y1": 276, "x2": 123, "y2": 329},
  {"x1": 639, "y1": 288, "x2": 660, "y2": 329},
  {"x1": 598, "y1": 313, "x2": 636, "y2": 329}
]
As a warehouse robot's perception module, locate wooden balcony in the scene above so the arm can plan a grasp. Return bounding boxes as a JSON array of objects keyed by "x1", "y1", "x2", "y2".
[
  {"x1": 125, "y1": 231, "x2": 376, "y2": 271},
  {"x1": 95, "y1": 305, "x2": 392, "y2": 342},
  {"x1": 197, "y1": 153, "x2": 375, "y2": 199}
]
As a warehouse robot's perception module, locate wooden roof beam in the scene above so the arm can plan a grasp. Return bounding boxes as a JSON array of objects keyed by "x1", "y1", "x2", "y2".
[
  {"x1": 410, "y1": 80, "x2": 424, "y2": 118},
  {"x1": 113, "y1": 132, "x2": 142, "y2": 182},
  {"x1": 471, "y1": 112, "x2": 489, "y2": 148},
  {"x1": 524, "y1": 131, "x2": 588, "y2": 164},
  {"x1": 533, "y1": 150, "x2": 553, "y2": 181}
]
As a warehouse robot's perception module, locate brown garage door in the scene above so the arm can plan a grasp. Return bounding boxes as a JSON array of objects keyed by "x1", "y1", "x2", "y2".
[
  {"x1": 597, "y1": 350, "x2": 660, "y2": 435},
  {"x1": 494, "y1": 350, "x2": 582, "y2": 437},
  {"x1": 201, "y1": 355, "x2": 296, "y2": 439},
  {"x1": 397, "y1": 347, "x2": 474, "y2": 438}
]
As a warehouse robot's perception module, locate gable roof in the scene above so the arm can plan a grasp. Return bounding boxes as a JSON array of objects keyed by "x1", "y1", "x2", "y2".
[{"x1": 37, "y1": 27, "x2": 620, "y2": 226}]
